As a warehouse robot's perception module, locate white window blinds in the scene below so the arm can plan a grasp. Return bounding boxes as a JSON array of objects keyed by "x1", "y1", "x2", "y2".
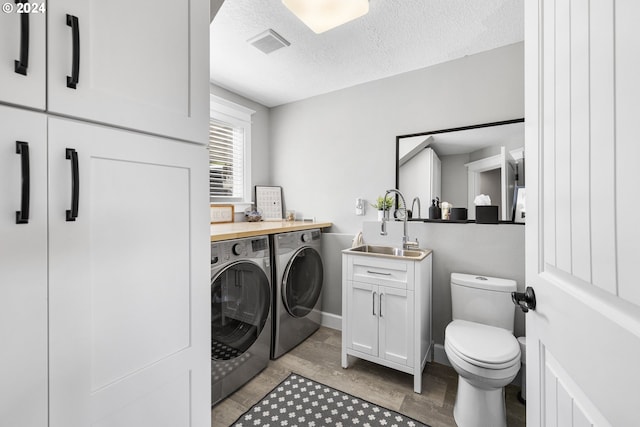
[{"x1": 209, "y1": 119, "x2": 244, "y2": 200}]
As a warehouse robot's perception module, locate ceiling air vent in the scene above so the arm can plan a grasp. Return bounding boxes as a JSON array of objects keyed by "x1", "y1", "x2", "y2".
[{"x1": 248, "y1": 29, "x2": 290, "y2": 54}]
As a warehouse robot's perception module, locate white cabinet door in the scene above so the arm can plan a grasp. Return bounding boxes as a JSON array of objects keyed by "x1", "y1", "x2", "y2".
[
  {"x1": 47, "y1": 117, "x2": 210, "y2": 427},
  {"x1": 47, "y1": 0, "x2": 209, "y2": 144},
  {"x1": 347, "y1": 281, "x2": 379, "y2": 357},
  {"x1": 0, "y1": 1, "x2": 46, "y2": 109},
  {"x1": 0, "y1": 105, "x2": 47, "y2": 426},
  {"x1": 379, "y1": 287, "x2": 414, "y2": 366}
]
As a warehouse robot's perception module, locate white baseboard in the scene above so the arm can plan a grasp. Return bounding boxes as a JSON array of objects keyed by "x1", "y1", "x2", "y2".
[{"x1": 320, "y1": 312, "x2": 342, "y2": 331}]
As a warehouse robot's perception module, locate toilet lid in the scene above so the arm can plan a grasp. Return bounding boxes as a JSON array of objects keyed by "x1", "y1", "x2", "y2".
[{"x1": 446, "y1": 320, "x2": 520, "y2": 369}]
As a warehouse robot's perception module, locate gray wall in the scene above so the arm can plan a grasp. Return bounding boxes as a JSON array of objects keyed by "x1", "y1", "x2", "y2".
[
  {"x1": 441, "y1": 154, "x2": 470, "y2": 208},
  {"x1": 269, "y1": 42, "x2": 524, "y2": 232},
  {"x1": 268, "y1": 42, "x2": 525, "y2": 345},
  {"x1": 362, "y1": 221, "x2": 526, "y2": 344},
  {"x1": 211, "y1": 43, "x2": 525, "y2": 346}
]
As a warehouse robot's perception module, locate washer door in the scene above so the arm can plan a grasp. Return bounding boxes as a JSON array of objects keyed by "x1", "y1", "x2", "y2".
[
  {"x1": 282, "y1": 247, "x2": 323, "y2": 318},
  {"x1": 211, "y1": 261, "x2": 270, "y2": 360}
]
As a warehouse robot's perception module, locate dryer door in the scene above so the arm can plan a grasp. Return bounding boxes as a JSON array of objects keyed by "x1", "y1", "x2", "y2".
[
  {"x1": 282, "y1": 247, "x2": 324, "y2": 318},
  {"x1": 211, "y1": 261, "x2": 270, "y2": 360}
]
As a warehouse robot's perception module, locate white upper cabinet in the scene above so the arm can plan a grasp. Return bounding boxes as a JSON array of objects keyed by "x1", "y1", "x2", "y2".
[
  {"x1": 47, "y1": 0, "x2": 209, "y2": 144},
  {"x1": 0, "y1": 1, "x2": 46, "y2": 109}
]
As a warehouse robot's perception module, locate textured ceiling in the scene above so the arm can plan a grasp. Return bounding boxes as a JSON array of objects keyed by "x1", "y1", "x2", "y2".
[{"x1": 210, "y1": 0, "x2": 524, "y2": 107}]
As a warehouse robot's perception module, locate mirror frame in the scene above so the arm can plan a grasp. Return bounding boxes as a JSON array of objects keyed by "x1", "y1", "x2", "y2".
[{"x1": 395, "y1": 118, "x2": 525, "y2": 218}]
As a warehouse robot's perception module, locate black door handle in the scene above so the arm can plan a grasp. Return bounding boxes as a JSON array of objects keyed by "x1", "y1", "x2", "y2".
[
  {"x1": 512, "y1": 287, "x2": 536, "y2": 313},
  {"x1": 15, "y1": 141, "x2": 30, "y2": 224},
  {"x1": 66, "y1": 14, "x2": 80, "y2": 89},
  {"x1": 14, "y1": 0, "x2": 29, "y2": 75},
  {"x1": 65, "y1": 148, "x2": 79, "y2": 221}
]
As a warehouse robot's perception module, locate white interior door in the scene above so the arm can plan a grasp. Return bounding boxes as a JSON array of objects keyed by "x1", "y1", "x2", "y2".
[
  {"x1": 47, "y1": 117, "x2": 210, "y2": 427},
  {"x1": 525, "y1": 1, "x2": 640, "y2": 426}
]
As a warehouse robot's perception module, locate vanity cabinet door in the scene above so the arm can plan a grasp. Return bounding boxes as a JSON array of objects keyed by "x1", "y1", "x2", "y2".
[
  {"x1": 346, "y1": 281, "x2": 379, "y2": 357},
  {"x1": 379, "y1": 287, "x2": 414, "y2": 366}
]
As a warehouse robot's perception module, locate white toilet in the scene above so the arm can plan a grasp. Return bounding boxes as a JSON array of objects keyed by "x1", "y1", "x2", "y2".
[{"x1": 444, "y1": 273, "x2": 521, "y2": 427}]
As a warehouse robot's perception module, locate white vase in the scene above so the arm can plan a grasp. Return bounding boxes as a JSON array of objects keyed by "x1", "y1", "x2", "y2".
[{"x1": 377, "y1": 210, "x2": 385, "y2": 221}]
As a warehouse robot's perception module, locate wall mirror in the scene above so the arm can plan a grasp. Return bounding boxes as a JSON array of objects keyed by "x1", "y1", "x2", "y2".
[{"x1": 395, "y1": 118, "x2": 525, "y2": 221}]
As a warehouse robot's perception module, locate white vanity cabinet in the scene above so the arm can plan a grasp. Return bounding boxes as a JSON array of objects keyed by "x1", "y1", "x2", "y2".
[{"x1": 342, "y1": 251, "x2": 433, "y2": 393}]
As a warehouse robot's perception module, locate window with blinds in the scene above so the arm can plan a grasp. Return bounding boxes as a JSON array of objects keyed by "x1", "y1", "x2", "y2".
[{"x1": 209, "y1": 119, "x2": 244, "y2": 200}]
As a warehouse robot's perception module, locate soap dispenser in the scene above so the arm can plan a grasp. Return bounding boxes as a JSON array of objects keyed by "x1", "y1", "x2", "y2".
[{"x1": 429, "y1": 197, "x2": 441, "y2": 219}]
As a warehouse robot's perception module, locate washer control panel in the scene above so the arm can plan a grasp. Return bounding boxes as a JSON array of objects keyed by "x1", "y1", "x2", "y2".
[{"x1": 211, "y1": 236, "x2": 269, "y2": 266}]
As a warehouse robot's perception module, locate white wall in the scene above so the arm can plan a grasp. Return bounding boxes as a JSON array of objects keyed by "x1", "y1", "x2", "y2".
[{"x1": 209, "y1": 83, "x2": 271, "y2": 212}]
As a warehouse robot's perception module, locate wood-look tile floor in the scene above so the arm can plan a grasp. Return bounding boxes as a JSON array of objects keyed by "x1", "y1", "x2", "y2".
[{"x1": 211, "y1": 327, "x2": 526, "y2": 427}]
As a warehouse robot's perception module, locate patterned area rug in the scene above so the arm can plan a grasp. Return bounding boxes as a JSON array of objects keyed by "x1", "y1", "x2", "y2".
[{"x1": 231, "y1": 373, "x2": 430, "y2": 427}]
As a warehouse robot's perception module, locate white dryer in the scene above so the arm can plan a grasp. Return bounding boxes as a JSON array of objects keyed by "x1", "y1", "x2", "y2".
[
  {"x1": 271, "y1": 229, "x2": 324, "y2": 359},
  {"x1": 211, "y1": 236, "x2": 271, "y2": 406}
]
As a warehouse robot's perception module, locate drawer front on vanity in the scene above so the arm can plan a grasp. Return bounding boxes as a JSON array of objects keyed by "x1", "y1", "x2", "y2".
[{"x1": 347, "y1": 256, "x2": 414, "y2": 290}]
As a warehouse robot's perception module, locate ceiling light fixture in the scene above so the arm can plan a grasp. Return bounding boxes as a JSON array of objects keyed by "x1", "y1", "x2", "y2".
[{"x1": 282, "y1": 0, "x2": 369, "y2": 34}]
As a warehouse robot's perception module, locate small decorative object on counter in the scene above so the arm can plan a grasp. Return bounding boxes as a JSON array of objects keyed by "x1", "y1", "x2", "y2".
[
  {"x1": 428, "y1": 197, "x2": 441, "y2": 219},
  {"x1": 474, "y1": 194, "x2": 498, "y2": 224},
  {"x1": 450, "y1": 207, "x2": 468, "y2": 221},
  {"x1": 285, "y1": 210, "x2": 296, "y2": 221},
  {"x1": 244, "y1": 205, "x2": 263, "y2": 222},
  {"x1": 371, "y1": 195, "x2": 394, "y2": 221},
  {"x1": 441, "y1": 202, "x2": 452, "y2": 220}
]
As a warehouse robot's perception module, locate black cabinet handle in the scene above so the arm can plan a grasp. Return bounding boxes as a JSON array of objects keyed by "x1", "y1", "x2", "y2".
[
  {"x1": 65, "y1": 148, "x2": 79, "y2": 221},
  {"x1": 15, "y1": 141, "x2": 30, "y2": 224},
  {"x1": 14, "y1": 0, "x2": 29, "y2": 75},
  {"x1": 66, "y1": 14, "x2": 80, "y2": 89}
]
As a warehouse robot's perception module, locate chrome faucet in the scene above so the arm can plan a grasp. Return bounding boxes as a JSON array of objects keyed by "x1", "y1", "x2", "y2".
[
  {"x1": 411, "y1": 197, "x2": 421, "y2": 219},
  {"x1": 380, "y1": 189, "x2": 419, "y2": 250}
]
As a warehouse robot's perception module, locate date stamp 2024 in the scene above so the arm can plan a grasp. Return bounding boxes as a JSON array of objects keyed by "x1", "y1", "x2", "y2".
[{"x1": 2, "y1": 2, "x2": 46, "y2": 14}]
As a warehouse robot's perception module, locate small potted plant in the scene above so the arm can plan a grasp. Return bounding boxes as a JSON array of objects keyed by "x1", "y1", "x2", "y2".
[{"x1": 371, "y1": 195, "x2": 395, "y2": 221}]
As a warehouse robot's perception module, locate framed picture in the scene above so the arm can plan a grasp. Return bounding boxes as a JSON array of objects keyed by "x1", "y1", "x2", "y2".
[
  {"x1": 210, "y1": 204, "x2": 235, "y2": 224},
  {"x1": 512, "y1": 186, "x2": 526, "y2": 223},
  {"x1": 255, "y1": 186, "x2": 283, "y2": 221}
]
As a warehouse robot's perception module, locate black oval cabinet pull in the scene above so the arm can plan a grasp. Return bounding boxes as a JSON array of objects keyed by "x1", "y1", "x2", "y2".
[
  {"x1": 15, "y1": 141, "x2": 30, "y2": 224},
  {"x1": 512, "y1": 287, "x2": 537, "y2": 313},
  {"x1": 66, "y1": 14, "x2": 80, "y2": 89},
  {"x1": 14, "y1": 0, "x2": 29, "y2": 75},
  {"x1": 65, "y1": 148, "x2": 79, "y2": 221}
]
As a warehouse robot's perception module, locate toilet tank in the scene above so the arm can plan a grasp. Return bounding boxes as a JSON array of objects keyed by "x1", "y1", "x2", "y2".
[{"x1": 451, "y1": 273, "x2": 517, "y2": 332}]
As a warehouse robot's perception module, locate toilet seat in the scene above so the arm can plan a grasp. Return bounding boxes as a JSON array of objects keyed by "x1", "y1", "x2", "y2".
[{"x1": 445, "y1": 320, "x2": 520, "y2": 370}]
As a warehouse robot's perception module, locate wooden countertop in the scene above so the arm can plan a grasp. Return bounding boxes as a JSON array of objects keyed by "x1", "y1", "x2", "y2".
[{"x1": 211, "y1": 220, "x2": 332, "y2": 242}]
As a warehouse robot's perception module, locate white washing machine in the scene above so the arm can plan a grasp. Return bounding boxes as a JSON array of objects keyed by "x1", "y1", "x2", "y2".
[
  {"x1": 211, "y1": 236, "x2": 271, "y2": 406},
  {"x1": 271, "y1": 229, "x2": 324, "y2": 359}
]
